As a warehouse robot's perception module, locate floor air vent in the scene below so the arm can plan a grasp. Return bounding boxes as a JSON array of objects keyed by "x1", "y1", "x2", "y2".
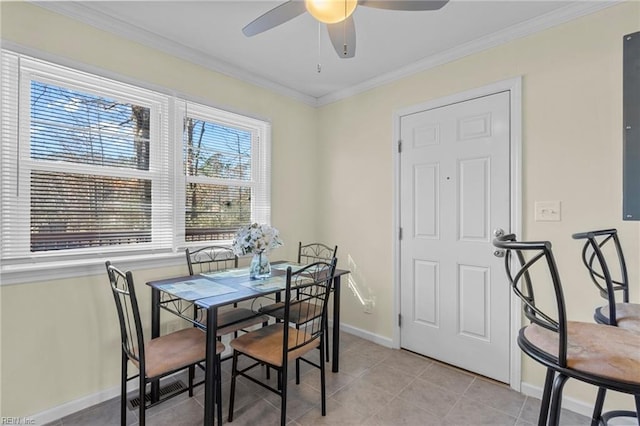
[{"x1": 127, "y1": 380, "x2": 186, "y2": 410}]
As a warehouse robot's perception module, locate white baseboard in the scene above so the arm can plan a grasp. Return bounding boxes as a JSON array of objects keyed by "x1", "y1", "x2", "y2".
[
  {"x1": 520, "y1": 381, "x2": 593, "y2": 417},
  {"x1": 520, "y1": 382, "x2": 638, "y2": 425},
  {"x1": 30, "y1": 384, "x2": 122, "y2": 425},
  {"x1": 31, "y1": 322, "x2": 387, "y2": 424},
  {"x1": 333, "y1": 320, "x2": 394, "y2": 348}
]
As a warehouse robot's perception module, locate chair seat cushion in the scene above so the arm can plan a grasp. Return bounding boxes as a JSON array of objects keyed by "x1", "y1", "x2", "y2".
[
  {"x1": 595, "y1": 303, "x2": 640, "y2": 333},
  {"x1": 259, "y1": 301, "x2": 320, "y2": 325},
  {"x1": 522, "y1": 321, "x2": 640, "y2": 384},
  {"x1": 198, "y1": 307, "x2": 270, "y2": 336},
  {"x1": 258, "y1": 301, "x2": 285, "y2": 316},
  {"x1": 229, "y1": 323, "x2": 319, "y2": 367},
  {"x1": 135, "y1": 327, "x2": 222, "y2": 379}
]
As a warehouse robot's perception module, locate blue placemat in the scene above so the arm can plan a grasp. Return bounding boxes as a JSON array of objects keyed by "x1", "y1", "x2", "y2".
[{"x1": 158, "y1": 277, "x2": 237, "y2": 301}]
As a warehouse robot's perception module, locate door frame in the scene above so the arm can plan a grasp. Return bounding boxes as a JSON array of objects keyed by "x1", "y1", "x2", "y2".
[{"x1": 392, "y1": 77, "x2": 523, "y2": 390}]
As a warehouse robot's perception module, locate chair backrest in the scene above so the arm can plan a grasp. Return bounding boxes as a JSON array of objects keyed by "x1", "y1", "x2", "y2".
[
  {"x1": 493, "y1": 234, "x2": 569, "y2": 367},
  {"x1": 186, "y1": 245, "x2": 238, "y2": 275},
  {"x1": 282, "y1": 258, "x2": 338, "y2": 360},
  {"x1": 297, "y1": 242, "x2": 338, "y2": 265},
  {"x1": 572, "y1": 229, "x2": 630, "y2": 318},
  {"x1": 105, "y1": 261, "x2": 145, "y2": 367}
]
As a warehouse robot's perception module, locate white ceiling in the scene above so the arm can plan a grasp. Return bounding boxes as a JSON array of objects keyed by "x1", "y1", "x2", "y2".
[{"x1": 35, "y1": 0, "x2": 618, "y2": 106}]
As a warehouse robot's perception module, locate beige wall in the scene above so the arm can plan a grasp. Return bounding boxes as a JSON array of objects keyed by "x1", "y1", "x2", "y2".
[
  {"x1": 317, "y1": 0, "x2": 640, "y2": 411},
  {"x1": 0, "y1": 1, "x2": 318, "y2": 417},
  {"x1": 2, "y1": 0, "x2": 640, "y2": 419}
]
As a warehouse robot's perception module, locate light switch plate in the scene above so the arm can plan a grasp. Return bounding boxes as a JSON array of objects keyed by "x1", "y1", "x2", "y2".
[{"x1": 535, "y1": 201, "x2": 561, "y2": 221}]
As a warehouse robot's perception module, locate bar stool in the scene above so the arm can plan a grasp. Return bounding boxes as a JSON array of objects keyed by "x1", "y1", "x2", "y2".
[{"x1": 573, "y1": 229, "x2": 640, "y2": 424}]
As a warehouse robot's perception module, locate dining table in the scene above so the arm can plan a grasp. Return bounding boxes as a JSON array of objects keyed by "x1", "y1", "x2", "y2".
[{"x1": 146, "y1": 260, "x2": 350, "y2": 425}]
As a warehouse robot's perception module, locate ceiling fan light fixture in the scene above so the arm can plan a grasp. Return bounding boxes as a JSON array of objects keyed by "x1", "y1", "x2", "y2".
[{"x1": 305, "y1": 0, "x2": 357, "y2": 24}]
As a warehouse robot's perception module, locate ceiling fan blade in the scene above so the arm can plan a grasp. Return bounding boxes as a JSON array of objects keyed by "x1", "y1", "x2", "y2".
[
  {"x1": 242, "y1": 1, "x2": 307, "y2": 37},
  {"x1": 327, "y1": 16, "x2": 356, "y2": 58},
  {"x1": 359, "y1": 0, "x2": 449, "y2": 11}
]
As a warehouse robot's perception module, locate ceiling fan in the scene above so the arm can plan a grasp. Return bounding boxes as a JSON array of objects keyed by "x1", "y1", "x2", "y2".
[{"x1": 242, "y1": 0, "x2": 449, "y2": 59}]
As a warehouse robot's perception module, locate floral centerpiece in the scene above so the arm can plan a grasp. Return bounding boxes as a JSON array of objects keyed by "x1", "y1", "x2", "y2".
[{"x1": 232, "y1": 223, "x2": 283, "y2": 279}]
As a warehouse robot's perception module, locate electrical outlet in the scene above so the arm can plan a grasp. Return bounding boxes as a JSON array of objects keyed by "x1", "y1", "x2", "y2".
[{"x1": 364, "y1": 300, "x2": 374, "y2": 314}]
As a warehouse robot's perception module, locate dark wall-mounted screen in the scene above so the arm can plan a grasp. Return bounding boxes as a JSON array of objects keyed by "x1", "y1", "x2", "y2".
[{"x1": 623, "y1": 31, "x2": 640, "y2": 220}]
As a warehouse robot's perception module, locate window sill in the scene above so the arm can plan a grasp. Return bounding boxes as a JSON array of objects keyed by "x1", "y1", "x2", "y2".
[{"x1": 0, "y1": 252, "x2": 186, "y2": 286}]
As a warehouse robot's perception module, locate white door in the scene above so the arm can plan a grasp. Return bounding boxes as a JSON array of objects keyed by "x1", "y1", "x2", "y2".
[{"x1": 399, "y1": 91, "x2": 511, "y2": 383}]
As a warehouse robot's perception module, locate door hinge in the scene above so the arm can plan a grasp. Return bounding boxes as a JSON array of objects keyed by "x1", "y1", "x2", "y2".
[
  {"x1": 399, "y1": 227, "x2": 403, "y2": 240},
  {"x1": 398, "y1": 140, "x2": 402, "y2": 153},
  {"x1": 398, "y1": 314, "x2": 402, "y2": 327}
]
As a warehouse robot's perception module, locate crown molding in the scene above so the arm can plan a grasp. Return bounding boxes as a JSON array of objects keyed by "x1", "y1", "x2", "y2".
[
  {"x1": 31, "y1": 1, "x2": 620, "y2": 109},
  {"x1": 31, "y1": 1, "x2": 320, "y2": 107},
  {"x1": 316, "y1": 0, "x2": 622, "y2": 106}
]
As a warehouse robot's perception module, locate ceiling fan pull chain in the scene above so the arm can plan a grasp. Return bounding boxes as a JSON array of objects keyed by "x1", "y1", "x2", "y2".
[
  {"x1": 343, "y1": 18, "x2": 348, "y2": 56},
  {"x1": 317, "y1": 22, "x2": 322, "y2": 73},
  {"x1": 343, "y1": 0, "x2": 348, "y2": 56}
]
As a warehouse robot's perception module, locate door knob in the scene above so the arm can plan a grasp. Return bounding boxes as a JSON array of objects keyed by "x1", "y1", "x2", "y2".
[{"x1": 493, "y1": 228, "x2": 505, "y2": 238}]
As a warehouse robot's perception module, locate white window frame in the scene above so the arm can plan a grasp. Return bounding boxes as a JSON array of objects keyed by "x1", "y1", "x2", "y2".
[
  {"x1": 174, "y1": 101, "x2": 271, "y2": 249},
  {"x1": 0, "y1": 51, "x2": 272, "y2": 285}
]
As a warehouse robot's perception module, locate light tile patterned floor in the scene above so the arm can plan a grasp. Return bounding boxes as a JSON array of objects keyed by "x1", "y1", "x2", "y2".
[{"x1": 49, "y1": 330, "x2": 592, "y2": 426}]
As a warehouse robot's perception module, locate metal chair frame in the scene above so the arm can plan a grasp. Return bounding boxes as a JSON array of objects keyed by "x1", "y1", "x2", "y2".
[
  {"x1": 297, "y1": 242, "x2": 338, "y2": 265},
  {"x1": 228, "y1": 259, "x2": 337, "y2": 426},
  {"x1": 493, "y1": 235, "x2": 640, "y2": 426},
  {"x1": 298, "y1": 242, "x2": 337, "y2": 360},
  {"x1": 572, "y1": 229, "x2": 630, "y2": 325},
  {"x1": 572, "y1": 228, "x2": 640, "y2": 424},
  {"x1": 259, "y1": 242, "x2": 338, "y2": 362},
  {"x1": 185, "y1": 245, "x2": 269, "y2": 338},
  {"x1": 186, "y1": 245, "x2": 239, "y2": 275},
  {"x1": 105, "y1": 261, "x2": 217, "y2": 426}
]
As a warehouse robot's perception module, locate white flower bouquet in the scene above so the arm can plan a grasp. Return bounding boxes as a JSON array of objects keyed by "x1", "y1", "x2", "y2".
[{"x1": 231, "y1": 223, "x2": 283, "y2": 256}]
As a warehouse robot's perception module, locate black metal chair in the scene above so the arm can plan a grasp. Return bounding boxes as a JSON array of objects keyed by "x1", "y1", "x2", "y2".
[
  {"x1": 105, "y1": 261, "x2": 224, "y2": 426},
  {"x1": 228, "y1": 259, "x2": 337, "y2": 426},
  {"x1": 297, "y1": 242, "x2": 338, "y2": 265},
  {"x1": 492, "y1": 235, "x2": 640, "y2": 426},
  {"x1": 259, "y1": 242, "x2": 337, "y2": 361},
  {"x1": 571, "y1": 229, "x2": 640, "y2": 332},
  {"x1": 572, "y1": 228, "x2": 640, "y2": 424},
  {"x1": 186, "y1": 246, "x2": 269, "y2": 337}
]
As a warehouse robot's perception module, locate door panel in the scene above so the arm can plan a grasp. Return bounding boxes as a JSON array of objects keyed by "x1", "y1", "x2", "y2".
[{"x1": 400, "y1": 91, "x2": 510, "y2": 383}]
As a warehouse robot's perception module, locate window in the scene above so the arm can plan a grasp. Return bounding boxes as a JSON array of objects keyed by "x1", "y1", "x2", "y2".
[
  {"x1": 0, "y1": 51, "x2": 270, "y2": 268},
  {"x1": 179, "y1": 102, "x2": 270, "y2": 244}
]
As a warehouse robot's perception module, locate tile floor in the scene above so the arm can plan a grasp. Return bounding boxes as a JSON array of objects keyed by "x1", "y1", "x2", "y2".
[{"x1": 49, "y1": 330, "x2": 592, "y2": 426}]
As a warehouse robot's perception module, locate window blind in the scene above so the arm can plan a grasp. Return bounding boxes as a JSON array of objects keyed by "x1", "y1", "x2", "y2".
[
  {"x1": 1, "y1": 52, "x2": 172, "y2": 260},
  {"x1": 1, "y1": 49, "x2": 271, "y2": 266},
  {"x1": 0, "y1": 52, "x2": 23, "y2": 259},
  {"x1": 178, "y1": 101, "x2": 271, "y2": 243}
]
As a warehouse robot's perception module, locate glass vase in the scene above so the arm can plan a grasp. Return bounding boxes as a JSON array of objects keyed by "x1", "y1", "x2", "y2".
[{"x1": 250, "y1": 251, "x2": 271, "y2": 279}]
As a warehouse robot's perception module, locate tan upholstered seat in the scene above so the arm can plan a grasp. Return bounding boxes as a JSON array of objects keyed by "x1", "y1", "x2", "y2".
[
  {"x1": 230, "y1": 323, "x2": 319, "y2": 367},
  {"x1": 259, "y1": 300, "x2": 319, "y2": 325},
  {"x1": 198, "y1": 307, "x2": 269, "y2": 337},
  {"x1": 523, "y1": 322, "x2": 640, "y2": 384},
  {"x1": 140, "y1": 328, "x2": 222, "y2": 379},
  {"x1": 597, "y1": 303, "x2": 640, "y2": 334}
]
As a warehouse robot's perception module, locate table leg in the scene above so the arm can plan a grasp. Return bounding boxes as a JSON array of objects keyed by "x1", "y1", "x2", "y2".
[
  {"x1": 150, "y1": 288, "x2": 161, "y2": 403},
  {"x1": 332, "y1": 276, "x2": 341, "y2": 373},
  {"x1": 204, "y1": 306, "x2": 218, "y2": 425}
]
